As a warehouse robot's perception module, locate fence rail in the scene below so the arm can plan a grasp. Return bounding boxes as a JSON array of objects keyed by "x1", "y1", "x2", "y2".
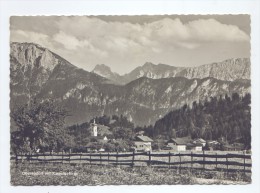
[{"x1": 11, "y1": 151, "x2": 251, "y2": 173}]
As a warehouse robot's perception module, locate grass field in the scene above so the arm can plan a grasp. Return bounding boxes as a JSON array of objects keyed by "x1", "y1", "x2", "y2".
[{"x1": 10, "y1": 162, "x2": 251, "y2": 185}]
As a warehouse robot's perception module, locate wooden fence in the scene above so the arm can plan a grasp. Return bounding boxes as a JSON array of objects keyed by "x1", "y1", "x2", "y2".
[{"x1": 11, "y1": 151, "x2": 252, "y2": 173}]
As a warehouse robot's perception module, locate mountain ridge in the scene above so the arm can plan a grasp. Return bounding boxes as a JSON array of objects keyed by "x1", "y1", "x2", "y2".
[{"x1": 92, "y1": 58, "x2": 250, "y2": 84}]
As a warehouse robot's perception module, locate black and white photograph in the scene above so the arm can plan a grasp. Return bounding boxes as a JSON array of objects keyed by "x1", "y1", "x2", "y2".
[{"x1": 8, "y1": 14, "x2": 252, "y2": 185}]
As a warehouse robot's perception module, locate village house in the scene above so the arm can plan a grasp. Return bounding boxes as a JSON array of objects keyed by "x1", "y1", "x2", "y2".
[
  {"x1": 207, "y1": 140, "x2": 221, "y2": 150},
  {"x1": 167, "y1": 138, "x2": 189, "y2": 151},
  {"x1": 186, "y1": 143, "x2": 203, "y2": 151},
  {"x1": 133, "y1": 135, "x2": 153, "y2": 152},
  {"x1": 223, "y1": 143, "x2": 245, "y2": 151},
  {"x1": 193, "y1": 138, "x2": 206, "y2": 147}
]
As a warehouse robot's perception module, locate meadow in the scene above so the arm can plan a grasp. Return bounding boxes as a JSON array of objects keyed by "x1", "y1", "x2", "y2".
[{"x1": 11, "y1": 161, "x2": 251, "y2": 185}]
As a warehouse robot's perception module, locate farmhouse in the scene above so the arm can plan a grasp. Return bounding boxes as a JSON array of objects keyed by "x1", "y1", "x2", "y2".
[
  {"x1": 186, "y1": 143, "x2": 203, "y2": 151},
  {"x1": 223, "y1": 143, "x2": 245, "y2": 151},
  {"x1": 207, "y1": 140, "x2": 221, "y2": 150},
  {"x1": 134, "y1": 135, "x2": 153, "y2": 152},
  {"x1": 85, "y1": 142, "x2": 98, "y2": 152},
  {"x1": 167, "y1": 138, "x2": 189, "y2": 151},
  {"x1": 193, "y1": 138, "x2": 206, "y2": 147}
]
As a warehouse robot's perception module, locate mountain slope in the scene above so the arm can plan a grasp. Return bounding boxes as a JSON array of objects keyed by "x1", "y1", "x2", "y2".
[
  {"x1": 10, "y1": 42, "x2": 107, "y2": 108},
  {"x1": 10, "y1": 42, "x2": 251, "y2": 127}
]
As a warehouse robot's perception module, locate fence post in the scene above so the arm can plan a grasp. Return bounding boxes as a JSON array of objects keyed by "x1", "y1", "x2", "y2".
[
  {"x1": 215, "y1": 153, "x2": 218, "y2": 170},
  {"x1": 100, "y1": 152, "x2": 102, "y2": 165},
  {"x1": 36, "y1": 153, "x2": 38, "y2": 164},
  {"x1": 69, "y1": 153, "x2": 71, "y2": 164},
  {"x1": 243, "y1": 151, "x2": 246, "y2": 174},
  {"x1": 15, "y1": 153, "x2": 18, "y2": 166},
  {"x1": 80, "y1": 154, "x2": 82, "y2": 164},
  {"x1": 90, "y1": 153, "x2": 92, "y2": 165},
  {"x1": 148, "y1": 151, "x2": 151, "y2": 166},
  {"x1": 179, "y1": 153, "x2": 181, "y2": 172},
  {"x1": 203, "y1": 150, "x2": 205, "y2": 170},
  {"x1": 43, "y1": 152, "x2": 46, "y2": 166},
  {"x1": 132, "y1": 150, "x2": 135, "y2": 167},
  {"x1": 28, "y1": 152, "x2": 31, "y2": 163},
  {"x1": 116, "y1": 151, "x2": 119, "y2": 166},
  {"x1": 226, "y1": 154, "x2": 229, "y2": 174},
  {"x1": 168, "y1": 152, "x2": 171, "y2": 168},
  {"x1": 108, "y1": 152, "x2": 110, "y2": 165},
  {"x1": 191, "y1": 151, "x2": 193, "y2": 172}
]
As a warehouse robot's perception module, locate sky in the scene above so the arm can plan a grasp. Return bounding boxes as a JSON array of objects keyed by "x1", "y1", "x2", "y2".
[{"x1": 10, "y1": 15, "x2": 250, "y2": 75}]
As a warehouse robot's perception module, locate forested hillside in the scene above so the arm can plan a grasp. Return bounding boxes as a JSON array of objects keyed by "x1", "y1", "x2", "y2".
[{"x1": 152, "y1": 93, "x2": 251, "y2": 148}]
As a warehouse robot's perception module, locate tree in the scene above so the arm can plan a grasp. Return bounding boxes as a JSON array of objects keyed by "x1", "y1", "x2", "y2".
[
  {"x1": 11, "y1": 99, "x2": 69, "y2": 153},
  {"x1": 170, "y1": 128, "x2": 177, "y2": 139},
  {"x1": 112, "y1": 127, "x2": 134, "y2": 140}
]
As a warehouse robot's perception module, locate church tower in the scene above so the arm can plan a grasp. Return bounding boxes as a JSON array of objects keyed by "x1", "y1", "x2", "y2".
[{"x1": 93, "y1": 119, "x2": 98, "y2": 137}]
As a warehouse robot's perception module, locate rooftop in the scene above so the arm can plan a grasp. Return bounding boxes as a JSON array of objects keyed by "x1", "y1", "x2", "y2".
[
  {"x1": 194, "y1": 138, "x2": 206, "y2": 143},
  {"x1": 135, "y1": 135, "x2": 153, "y2": 142},
  {"x1": 168, "y1": 137, "x2": 191, "y2": 145}
]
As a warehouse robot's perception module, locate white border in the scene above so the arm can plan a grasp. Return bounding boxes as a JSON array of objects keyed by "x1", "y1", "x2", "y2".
[{"x1": 0, "y1": 1, "x2": 259, "y2": 193}]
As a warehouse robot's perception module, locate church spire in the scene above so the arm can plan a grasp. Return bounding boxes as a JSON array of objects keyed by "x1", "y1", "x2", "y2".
[{"x1": 93, "y1": 118, "x2": 97, "y2": 137}]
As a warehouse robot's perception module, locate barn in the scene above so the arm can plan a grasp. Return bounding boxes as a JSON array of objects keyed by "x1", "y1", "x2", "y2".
[
  {"x1": 186, "y1": 143, "x2": 203, "y2": 151},
  {"x1": 167, "y1": 138, "x2": 188, "y2": 151},
  {"x1": 134, "y1": 135, "x2": 153, "y2": 152},
  {"x1": 193, "y1": 138, "x2": 206, "y2": 147}
]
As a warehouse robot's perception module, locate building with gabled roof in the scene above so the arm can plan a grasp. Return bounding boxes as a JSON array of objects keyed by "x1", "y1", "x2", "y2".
[
  {"x1": 167, "y1": 137, "x2": 191, "y2": 151},
  {"x1": 133, "y1": 135, "x2": 153, "y2": 152},
  {"x1": 193, "y1": 138, "x2": 206, "y2": 147},
  {"x1": 186, "y1": 143, "x2": 203, "y2": 151}
]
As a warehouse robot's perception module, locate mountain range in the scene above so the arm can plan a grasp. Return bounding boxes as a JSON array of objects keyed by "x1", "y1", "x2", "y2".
[
  {"x1": 92, "y1": 59, "x2": 250, "y2": 85},
  {"x1": 10, "y1": 42, "x2": 251, "y2": 127}
]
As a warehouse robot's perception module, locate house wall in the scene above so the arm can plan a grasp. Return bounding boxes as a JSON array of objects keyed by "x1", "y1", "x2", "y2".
[
  {"x1": 168, "y1": 142, "x2": 186, "y2": 151},
  {"x1": 194, "y1": 140, "x2": 206, "y2": 147},
  {"x1": 168, "y1": 142, "x2": 175, "y2": 147},
  {"x1": 194, "y1": 146, "x2": 202, "y2": 151},
  {"x1": 177, "y1": 145, "x2": 186, "y2": 151},
  {"x1": 134, "y1": 141, "x2": 152, "y2": 151}
]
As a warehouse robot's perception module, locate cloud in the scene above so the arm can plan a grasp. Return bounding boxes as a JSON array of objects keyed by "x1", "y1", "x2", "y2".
[
  {"x1": 53, "y1": 31, "x2": 82, "y2": 50},
  {"x1": 11, "y1": 17, "x2": 249, "y2": 51},
  {"x1": 187, "y1": 18, "x2": 249, "y2": 42},
  {"x1": 53, "y1": 17, "x2": 249, "y2": 51},
  {"x1": 10, "y1": 29, "x2": 53, "y2": 49}
]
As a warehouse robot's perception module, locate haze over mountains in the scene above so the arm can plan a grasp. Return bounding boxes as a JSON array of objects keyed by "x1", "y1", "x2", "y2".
[{"x1": 10, "y1": 42, "x2": 251, "y2": 126}]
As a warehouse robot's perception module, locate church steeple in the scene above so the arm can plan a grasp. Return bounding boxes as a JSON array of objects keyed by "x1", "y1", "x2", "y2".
[{"x1": 93, "y1": 119, "x2": 98, "y2": 137}]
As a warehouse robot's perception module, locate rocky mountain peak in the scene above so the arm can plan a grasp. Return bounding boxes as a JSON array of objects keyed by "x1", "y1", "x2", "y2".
[
  {"x1": 92, "y1": 64, "x2": 112, "y2": 74},
  {"x1": 143, "y1": 62, "x2": 155, "y2": 68},
  {"x1": 10, "y1": 42, "x2": 59, "y2": 71},
  {"x1": 91, "y1": 64, "x2": 123, "y2": 84}
]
